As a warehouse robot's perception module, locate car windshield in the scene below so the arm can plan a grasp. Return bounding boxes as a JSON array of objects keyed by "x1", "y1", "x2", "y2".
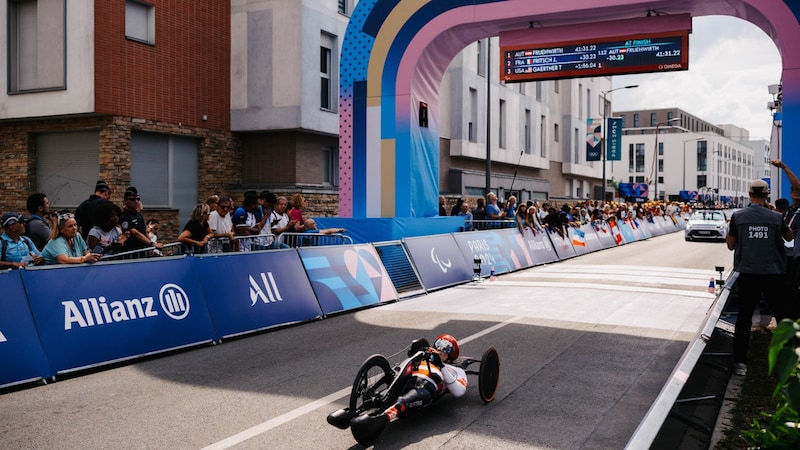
[{"x1": 691, "y1": 211, "x2": 725, "y2": 221}]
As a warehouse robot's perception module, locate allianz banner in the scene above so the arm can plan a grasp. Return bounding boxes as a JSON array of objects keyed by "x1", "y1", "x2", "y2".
[
  {"x1": 0, "y1": 270, "x2": 52, "y2": 388},
  {"x1": 403, "y1": 235, "x2": 472, "y2": 290},
  {"x1": 548, "y1": 228, "x2": 577, "y2": 260},
  {"x1": 452, "y1": 229, "x2": 534, "y2": 277},
  {"x1": 520, "y1": 228, "x2": 559, "y2": 265},
  {"x1": 299, "y1": 244, "x2": 398, "y2": 315},
  {"x1": 21, "y1": 259, "x2": 216, "y2": 374},
  {"x1": 193, "y1": 250, "x2": 323, "y2": 339}
]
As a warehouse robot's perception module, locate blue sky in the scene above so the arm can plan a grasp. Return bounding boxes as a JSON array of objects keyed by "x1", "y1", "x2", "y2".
[{"x1": 612, "y1": 15, "x2": 781, "y2": 141}]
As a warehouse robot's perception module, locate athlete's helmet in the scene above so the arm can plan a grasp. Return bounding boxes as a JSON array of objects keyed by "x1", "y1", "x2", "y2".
[{"x1": 433, "y1": 334, "x2": 460, "y2": 361}]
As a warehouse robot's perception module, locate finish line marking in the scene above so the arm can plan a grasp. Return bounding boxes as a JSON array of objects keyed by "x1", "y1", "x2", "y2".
[{"x1": 201, "y1": 315, "x2": 524, "y2": 449}]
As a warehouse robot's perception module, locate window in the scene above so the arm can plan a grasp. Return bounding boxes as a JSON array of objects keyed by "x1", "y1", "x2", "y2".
[
  {"x1": 126, "y1": 0, "x2": 155, "y2": 44},
  {"x1": 8, "y1": 0, "x2": 66, "y2": 92},
  {"x1": 468, "y1": 88, "x2": 477, "y2": 142},
  {"x1": 535, "y1": 82, "x2": 542, "y2": 101},
  {"x1": 554, "y1": 80, "x2": 559, "y2": 94},
  {"x1": 650, "y1": 112, "x2": 657, "y2": 127},
  {"x1": 633, "y1": 113, "x2": 640, "y2": 128},
  {"x1": 667, "y1": 111, "x2": 674, "y2": 121},
  {"x1": 338, "y1": 0, "x2": 353, "y2": 15},
  {"x1": 131, "y1": 132, "x2": 198, "y2": 227},
  {"x1": 37, "y1": 131, "x2": 99, "y2": 207},
  {"x1": 320, "y1": 33, "x2": 335, "y2": 111},
  {"x1": 524, "y1": 109, "x2": 531, "y2": 153},
  {"x1": 697, "y1": 174, "x2": 707, "y2": 188},
  {"x1": 498, "y1": 99, "x2": 506, "y2": 148},
  {"x1": 657, "y1": 159, "x2": 663, "y2": 173},
  {"x1": 658, "y1": 142, "x2": 664, "y2": 156},
  {"x1": 574, "y1": 128, "x2": 580, "y2": 163},
  {"x1": 697, "y1": 140, "x2": 707, "y2": 172},
  {"x1": 586, "y1": 88, "x2": 591, "y2": 119},
  {"x1": 323, "y1": 146, "x2": 339, "y2": 185},
  {"x1": 578, "y1": 84, "x2": 583, "y2": 118},
  {"x1": 635, "y1": 143, "x2": 645, "y2": 172},
  {"x1": 477, "y1": 40, "x2": 485, "y2": 77},
  {"x1": 540, "y1": 115, "x2": 546, "y2": 157},
  {"x1": 628, "y1": 144, "x2": 634, "y2": 172}
]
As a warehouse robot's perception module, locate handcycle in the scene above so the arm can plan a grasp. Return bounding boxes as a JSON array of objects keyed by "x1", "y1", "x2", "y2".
[{"x1": 326, "y1": 338, "x2": 500, "y2": 446}]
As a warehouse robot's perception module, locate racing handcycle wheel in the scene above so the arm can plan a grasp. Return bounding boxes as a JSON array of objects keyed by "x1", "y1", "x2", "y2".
[
  {"x1": 478, "y1": 347, "x2": 500, "y2": 403},
  {"x1": 349, "y1": 354, "x2": 393, "y2": 416}
]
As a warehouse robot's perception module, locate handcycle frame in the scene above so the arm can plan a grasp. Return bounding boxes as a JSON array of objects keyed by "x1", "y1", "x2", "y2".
[{"x1": 327, "y1": 338, "x2": 500, "y2": 445}]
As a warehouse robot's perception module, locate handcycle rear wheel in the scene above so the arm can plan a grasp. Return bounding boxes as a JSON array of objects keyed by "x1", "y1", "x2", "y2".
[
  {"x1": 478, "y1": 347, "x2": 500, "y2": 403},
  {"x1": 349, "y1": 354, "x2": 393, "y2": 416}
]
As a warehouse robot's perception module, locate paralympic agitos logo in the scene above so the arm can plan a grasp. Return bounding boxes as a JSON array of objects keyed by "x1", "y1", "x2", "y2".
[{"x1": 62, "y1": 283, "x2": 190, "y2": 330}]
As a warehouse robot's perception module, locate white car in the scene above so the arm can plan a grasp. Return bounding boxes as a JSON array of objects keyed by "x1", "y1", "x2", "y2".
[{"x1": 684, "y1": 210, "x2": 728, "y2": 242}]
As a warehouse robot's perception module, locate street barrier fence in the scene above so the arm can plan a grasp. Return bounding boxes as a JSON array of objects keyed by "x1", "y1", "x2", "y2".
[{"x1": 1, "y1": 216, "x2": 684, "y2": 389}]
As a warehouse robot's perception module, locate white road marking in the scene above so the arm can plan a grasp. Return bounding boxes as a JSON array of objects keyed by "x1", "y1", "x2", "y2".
[{"x1": 201, "y1": 315, "x2": 525, "y2": 449}]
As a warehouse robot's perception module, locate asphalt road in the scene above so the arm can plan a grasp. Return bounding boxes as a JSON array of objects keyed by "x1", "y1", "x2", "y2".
[{"x1": 0, "y1": 231, "x2": 733, "y2": 449}]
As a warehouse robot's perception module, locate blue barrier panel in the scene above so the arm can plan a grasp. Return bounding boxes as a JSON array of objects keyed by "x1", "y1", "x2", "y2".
[
  {"x1": 299, "y1": 244, "x2": 398, "y2": 315},
  {"x1": 592, "y1": 222, "x2": 618, "y2": 249},
  {"x1": 403, "y1": 235, "x2": 472, "y2": 290},
  {"x1": 548, "y1": 228, "x2": 578, "y2": 260},
  {"x1": 618, "y1": 219, "x2": 638, "y2": 243},
  {"x1": 21, "y1": 258, "x2": 216, "y2": 374},
  {"x1": 633, "y1": 218, "x2": 652, "y2": 239},
  {"x1": 658, "y1": 215, "x2": 678, "y2": 233},
  {"x1": 521, "y1": 228, "x2": 559, "y2": 265},
  {"x1": 0, "y1": 270, "x2": 52, "y2": 388},
  {"x1": 643, "y1": 218, "x2": 664, "y2": 236},
  {"x1": 578, "y1": 223, "x2": 603, "y2": 253},
  {"x1": 452, "y1": 228, "x2": 534, "y2": 277},
  {"x1": 193, "y1": 251, "x2": 323, "y2": 339},
  {"x1": 567, "y1": 227, "x2": 590, "y2": 256}
]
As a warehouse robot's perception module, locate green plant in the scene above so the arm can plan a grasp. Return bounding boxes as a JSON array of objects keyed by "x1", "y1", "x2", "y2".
[{"x1": 741, "y1": 319, "x2": 800, "y2": 448}]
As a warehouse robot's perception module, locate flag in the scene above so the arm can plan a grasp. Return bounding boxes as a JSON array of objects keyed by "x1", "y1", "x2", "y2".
[
  {"x1": 572, "y1": 228, "x2": 586, "y2": 247},
  {"x1": 611, "y1": 223, "x2": 623, "y2": 245}
]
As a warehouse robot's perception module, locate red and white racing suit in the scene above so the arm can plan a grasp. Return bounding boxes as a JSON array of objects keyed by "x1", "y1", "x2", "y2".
[{"x1": 384, "y1": 359, "x2": 468, "y2": 421}]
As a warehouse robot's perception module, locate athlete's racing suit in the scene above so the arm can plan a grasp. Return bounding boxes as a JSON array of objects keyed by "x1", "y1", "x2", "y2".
[{"x1": 384, "y1": 352, "x2": 468, "y2": 421}]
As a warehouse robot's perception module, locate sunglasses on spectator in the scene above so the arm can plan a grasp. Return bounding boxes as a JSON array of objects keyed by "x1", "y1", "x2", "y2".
[
  {"x1": 58, "y1": 213, "x2": 75, "y2": 221},
  {"x1": 219, "y1": 204, "x2": 231, "y2": 210}
]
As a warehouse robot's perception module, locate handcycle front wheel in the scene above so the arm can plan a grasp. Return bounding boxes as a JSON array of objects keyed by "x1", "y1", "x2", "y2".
[
  {"x1": 478, "y1": 347, "x2": 500, "y2": 403},
  {"x1": 349, "y1": 354, "x2": 393, "y2": 416}
]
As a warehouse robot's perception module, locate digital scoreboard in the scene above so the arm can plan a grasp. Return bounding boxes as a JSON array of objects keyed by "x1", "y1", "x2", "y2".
[{"x1": 501, "y1": 30, "x2": 689, "y2": 82}]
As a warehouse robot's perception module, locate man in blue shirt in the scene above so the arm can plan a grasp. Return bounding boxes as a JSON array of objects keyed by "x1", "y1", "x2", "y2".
[{"x1": 0, "y1": 212, "x2": 43, "y2": 269}]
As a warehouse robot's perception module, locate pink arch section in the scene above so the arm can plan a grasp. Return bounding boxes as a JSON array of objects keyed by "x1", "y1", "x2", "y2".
[{"x1": 340, "y1": 0, "x2": 800, "y2": 218}]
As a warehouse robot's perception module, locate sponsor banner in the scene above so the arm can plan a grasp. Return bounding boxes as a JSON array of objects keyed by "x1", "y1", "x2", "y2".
[
  {"x1": 618, "y1": 219, "x2": 637, "y2": 243},
  {"x1": 579, "y1": 223, "x2": 604, "y2": 253},
  {"x1": 403, "y1": 235, "x2": 472, "y2": 290},
  {"x1": 0, "y1": 271, "x2": 52, "y2": 387},
  {"x1": 642, "y1": 218, "x2": 664, "y2": 236},
  {"x1": 193, "y1": 251, "x2": 323, "y2": 338},
  {"x1": 521, "y1": 228, "x2": 559, "y2": 265},
  {"x1": 586, "y1": 118, "x2": 602, "y2": 161},
  {"x1": 592, "y1": 221, "x2": 618, "y2": 249},
  {"x1": 568, "y1": 227, "x2": 589, "y2": 256},
  {"x1": 452, "y1": 229, "x2": 534, "y2": 278},
  {"x1": 300, "y1": 244, "x2": 398, "y2": 315},
  {"x1": 21, "y1": 259, "x2": 216, "y2": 374},
  {"x1": 548, "y1": 228, "x2": 577, "y2": 260}
]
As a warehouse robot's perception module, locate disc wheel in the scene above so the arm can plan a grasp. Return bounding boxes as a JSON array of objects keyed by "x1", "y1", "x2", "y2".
[
  {"x1": 478, "y1": 347, "x2": 500, "y2": 403},
  {"x1": 349, "y1": 354, "x2": 393, "y2": 416}
]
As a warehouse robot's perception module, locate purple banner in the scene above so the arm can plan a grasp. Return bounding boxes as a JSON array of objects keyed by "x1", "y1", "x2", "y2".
[
  {"x1": 300, "y1": 244, "x2": 397, "y2": 315},
  {"x1": 403, "y1": 235, "x2": 472, "y2": 290}
]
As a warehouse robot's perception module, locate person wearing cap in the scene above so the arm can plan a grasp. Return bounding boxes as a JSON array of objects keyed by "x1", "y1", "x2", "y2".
[
  {"x1": 41, "y1": 213, "x2": 102, "y2": 265},
  {"x1": 726, "y1": 179, "x2": 793, "y2": 377},
  {"x1": 75, "y1": 180, "x2": 112, "y2": 240},
  {"x1": 120, "y1": 186, "x2": 163, "y2": 254},
  {"x1": 0, "y1": 212, "x2": 43, "y2": 269}
]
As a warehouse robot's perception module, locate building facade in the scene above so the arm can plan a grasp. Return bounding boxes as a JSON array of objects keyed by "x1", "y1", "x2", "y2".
[{"x1": 612, "y1": 108, "x2": 764, "y2": 206}]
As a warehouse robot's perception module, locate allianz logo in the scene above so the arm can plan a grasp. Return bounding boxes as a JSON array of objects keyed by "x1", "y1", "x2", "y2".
[
  {"x1": 62, "y1": 283, "x2": 190, "y2": 330},
  {"x1": 249, "y1": 272, "x2": 283, "y2": 306}
]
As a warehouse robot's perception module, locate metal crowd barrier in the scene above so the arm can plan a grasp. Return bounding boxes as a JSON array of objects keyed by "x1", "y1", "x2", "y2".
[
  {"x1": 100, "y1": 242, "x2": 186, "y2": 261},
  {"x1": 277, "y1": 232, "x2": 353, "y2": 248},
  {"x1": 233, "y1": 233, "x2": 276, "y2": 252},
  {"x1": 463, "y1": 219, "x2": 517, "y2": 231}
]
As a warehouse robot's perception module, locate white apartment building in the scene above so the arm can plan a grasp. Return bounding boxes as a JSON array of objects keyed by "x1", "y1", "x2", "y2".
[{"x1": 611, "y1": 108, "x2": 765, "y2": 206}]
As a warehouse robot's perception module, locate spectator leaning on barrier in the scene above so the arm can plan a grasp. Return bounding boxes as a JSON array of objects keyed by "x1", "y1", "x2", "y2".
[
  {"x1": 1, "y1": 212, "x2": 44, "y2": 269},
  {"x1": 41, "y1": 213, "x2": 102, "y2": 265},
  {"x1": 726, "y1": 179, "x2": 793, "y2": 377},
  {"x1": 120, "y1": 187, "x2": 163, "y2": 254},
  {"x1": 25, "y1": 192, "x2": 54, "y2": 251},
  {"x1": 178, "y1": 203, "x2": 214, "y2": 254}
]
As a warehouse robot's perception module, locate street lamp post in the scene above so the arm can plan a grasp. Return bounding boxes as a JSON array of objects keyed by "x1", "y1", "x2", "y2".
[
  {"x1": 600, "y1": 84, "x2": 638, "y2": 201},
  {"x1": 652, "y1": 117, "x2": 680, "y2": 200}
]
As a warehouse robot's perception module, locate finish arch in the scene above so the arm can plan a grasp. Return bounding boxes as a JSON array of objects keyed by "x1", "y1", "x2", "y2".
[{"x1": 339, "y1": 0, "x2": 799, "y2": 218}]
